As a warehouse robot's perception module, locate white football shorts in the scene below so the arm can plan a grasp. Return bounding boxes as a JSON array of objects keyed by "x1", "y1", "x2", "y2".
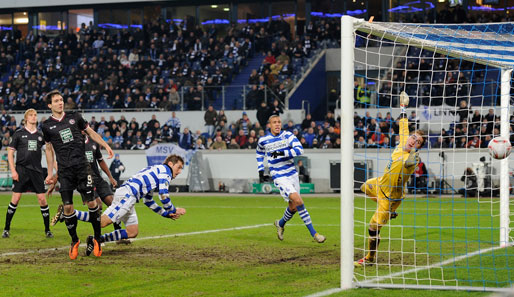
[
  {"x1": 104, "y1": 186, "x2": 139, "y2": 226},
  {"x1": 273, "y1": 174, "x2": 300, "y2": 202}
]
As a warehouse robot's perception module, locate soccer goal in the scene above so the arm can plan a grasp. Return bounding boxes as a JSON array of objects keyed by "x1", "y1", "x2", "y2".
[{"x1": 340, "y1": 16, "x2": 514, "y2": 292}]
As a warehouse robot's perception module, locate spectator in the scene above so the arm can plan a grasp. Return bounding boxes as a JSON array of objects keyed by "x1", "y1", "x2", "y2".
[
  {"x1": 211, "y1": 135, "x2": 227, "y2": 150},
  {"x1": 256, "y1": 101, "x2": 271, "y2": 128},
  {"x1": 235, "y1": 129, "x2": 247, "y2": 147},
  {"x1": 228, "y1": 138, "x2": 240, "y2": 149},
  {"x1": 297, "y1": 159, "x2": 310, "y2": 183},
  {"x1": 204, "y1": 105, "x2": 217, "y2": 137},
  {"x1": 301, "y1": 113, "x2": 314, "y2": 132},
  {"x1": 179, "y1": 127, "x2": 193, "y2": 149},
  {"x1": 303, "y1": 127, "x2": 316, "y2": 147},
  {"x1": 237, "y1": 111, "x2": 252, "y2": 135},
  {"x1": 166, "y1": 111, "x2": 181, "y2": 141},
  {"x1": 109, "y1": 154, "x2": 125, "y2": 185},
  {"x1": 193, "y1": 138, "x2": 206, "y2": 150},
  {"x1": 168, "y1": 88, "x2": 180, "y2": 108}
]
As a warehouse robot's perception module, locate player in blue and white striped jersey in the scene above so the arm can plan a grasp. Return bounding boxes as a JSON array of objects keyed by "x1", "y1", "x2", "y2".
[
  {"x1": 74, "y1": 154, "x2": 186, "y2": 245},
  {"x1": 256, "y1": 115, "x2": 325, "y2": 243}
]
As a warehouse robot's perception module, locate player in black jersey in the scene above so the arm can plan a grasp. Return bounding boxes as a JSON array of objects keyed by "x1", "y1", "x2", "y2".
[
  {"x1": 2, "y1": 109, "x2": 53, "y2": 239},
  {"x1": 51, "y1": 133, "x2": 123, "y2": 235},
  {"x1": 41, "y1": 90, "x2": 114, "y2": 260}
]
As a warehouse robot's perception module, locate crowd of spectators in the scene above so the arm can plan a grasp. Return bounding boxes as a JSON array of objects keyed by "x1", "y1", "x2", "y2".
[
  {"x1": 246, "y1": 18, "x2": 340, "y2": 108},
  {"x1": 0, "y1": 19, "x2": 275, "y2": 111},
  {"x1": 0, "y1": 16, "x2": 343, "y2": 113},
  {"x1": 353, "y1": 101, "x2": 514, "y2": 150},
  {"x1": 0, "y1": 105, "x2": 341, "y2": 151}
]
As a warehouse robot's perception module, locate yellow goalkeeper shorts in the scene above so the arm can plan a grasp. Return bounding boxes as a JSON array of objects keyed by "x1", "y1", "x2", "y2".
[
  {"x1": 369, "y1": 197, "x2": 402, "y2": 229},
  {"x1": 361, "y1": 177, "x2": 379, "y2": 198}
]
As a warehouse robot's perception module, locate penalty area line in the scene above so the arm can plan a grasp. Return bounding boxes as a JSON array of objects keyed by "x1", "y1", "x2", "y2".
[{"x1": 0, "y1": 223, "x2": 271, "y2": 258}]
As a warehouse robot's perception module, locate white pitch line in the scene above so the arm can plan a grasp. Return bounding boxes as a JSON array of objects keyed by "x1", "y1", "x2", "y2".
[
  {"x1": 358, "y1": 244, "x2": 506, "y2": 286},
  {"x1": 304, "y1": 244, "x2": 511, "y2": 297},
  {"x1": 0, "y1": 223, "x2": 271, "y2": 258},
  {"x1": 303, "y1": 288, "x2": 343, "y2": 297}
]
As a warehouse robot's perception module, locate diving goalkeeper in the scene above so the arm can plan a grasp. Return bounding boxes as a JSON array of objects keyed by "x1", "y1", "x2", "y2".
[{"x1": 355, "y1": 92, "x2": 425, "y2": 267}]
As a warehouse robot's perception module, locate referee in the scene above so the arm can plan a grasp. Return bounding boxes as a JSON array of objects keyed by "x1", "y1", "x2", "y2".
[{"x1": 2, "y1": 109, "x2": 53, "y2": 239}]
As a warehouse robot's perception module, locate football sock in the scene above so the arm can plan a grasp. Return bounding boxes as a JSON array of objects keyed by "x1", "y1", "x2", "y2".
[
  {"x1": 366, "y1": 229, "x2": 380, "y2": 261},
  {"x1": 278, "y1": 207, "x2": 296, "y2": 227},
  {"x1": 4, "y1": 202, "x2": 17, "y2": 231},
  {"x1": 296, "y1": 204, "x2": 317, "y2": 237},
  {"x1": 88, "y1": 205, "x2": 102, "y2": 240},
  {"x1": 113, "y1": 222, "x2": 122, "y2": 230},
  {"x1": 40, "y1": 205, "x2": 50, "y2": 232},
  {"x1": 100, "y1": 229, "x2": 128, "y2": 243},
  {"x1": 64, "y1": 213, "x2": 79, "y2": 243},
  {"x1": 75, "y1": 210, "x2": 90, "y2": 222}
]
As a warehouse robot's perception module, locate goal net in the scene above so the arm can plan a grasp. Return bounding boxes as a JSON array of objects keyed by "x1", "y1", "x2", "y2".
[{"x1": 340, "y1": 16, "x2": 514, "y2": 292}]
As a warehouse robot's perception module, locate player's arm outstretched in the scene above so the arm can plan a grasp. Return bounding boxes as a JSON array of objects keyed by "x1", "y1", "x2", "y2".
[
  {"x1": 143, "y1": 193, "x2": 186, "y2": 220},
  {"x1": 398, "y1": 91, "x2": 410, "y2": 148}
]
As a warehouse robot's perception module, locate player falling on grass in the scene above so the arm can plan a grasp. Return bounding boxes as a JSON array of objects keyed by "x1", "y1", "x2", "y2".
[
  {"x1": 42, "y1": 90, "x2": 114, "y2": 259},
  {"x1": 2, "y1": 109, "x2": 53, "y2": 239},
  {"x1": 50, "y1": 133, "x2": 124, "y2": 239},
  {"x1": 355, "y1": 92, "x2": 425, "y2": 267},
  {"x1": 256, "y1": 115, "x2": 325, "y2": 243},
  {"x1": 71, "y1": 154, "x2": 186, "y2": 245}
]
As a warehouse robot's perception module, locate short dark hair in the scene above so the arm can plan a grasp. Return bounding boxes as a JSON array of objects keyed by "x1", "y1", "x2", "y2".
[
  {"x1": 164, "y1": 154, "x2": 184, "y2": 165},
  {"x1": 45, "y1": 89, "x2": 62, "y2": 105}
]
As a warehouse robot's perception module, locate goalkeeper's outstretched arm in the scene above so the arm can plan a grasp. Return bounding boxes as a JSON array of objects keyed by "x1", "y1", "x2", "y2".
[{"x1": 398, "y1": 91, "x2": 411, "y2": 148}]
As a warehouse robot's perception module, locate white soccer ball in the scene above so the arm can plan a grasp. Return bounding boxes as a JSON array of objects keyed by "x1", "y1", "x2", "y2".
[
  {"x1": 119, "y1": 165, "x2": 125, "y2": 172},
  {"x1": 488, "y1": 137, "x2": 512, "y2": 160}
]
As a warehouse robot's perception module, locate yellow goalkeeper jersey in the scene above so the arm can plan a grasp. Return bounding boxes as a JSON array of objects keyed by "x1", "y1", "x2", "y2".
[{"x1": 377, "y1": 118, "x2": 419, "y2": 200}]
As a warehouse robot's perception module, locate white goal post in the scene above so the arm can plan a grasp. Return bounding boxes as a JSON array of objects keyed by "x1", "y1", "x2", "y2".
[{"x1": 340, "y1": 15, "x2": 514, "y2": 292}]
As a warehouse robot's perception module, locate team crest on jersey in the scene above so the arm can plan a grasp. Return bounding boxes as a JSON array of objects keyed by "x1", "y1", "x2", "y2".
[
  {"x1": 92, "y1": 145, "x2": 96, "y2": 150},
  {"x1": 69, "y1": 119, "x2": 75, "y2": 125},
  {"x1": 38, "y1": 136, "x2": 42, "y2": 141}
]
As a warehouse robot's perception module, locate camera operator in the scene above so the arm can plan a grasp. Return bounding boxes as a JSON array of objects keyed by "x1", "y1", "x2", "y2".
[{"x1": 459, "y1": 167, "x2": 478, "y2": 197}]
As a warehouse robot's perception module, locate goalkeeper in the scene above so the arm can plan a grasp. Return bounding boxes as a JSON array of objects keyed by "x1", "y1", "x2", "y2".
[{"x1": 355, "y1": 92, "x2": 425, "y2": 267}]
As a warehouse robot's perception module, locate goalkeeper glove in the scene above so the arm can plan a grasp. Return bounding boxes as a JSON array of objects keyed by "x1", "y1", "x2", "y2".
[
  {"x1": 399, "y1": 91, "x2": 409, "y2": 116},
  {"x1": 270, "y1": 151, "x2": 285, "y2": 158}
]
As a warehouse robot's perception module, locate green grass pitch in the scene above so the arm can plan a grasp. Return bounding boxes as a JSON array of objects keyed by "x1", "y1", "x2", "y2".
[{"x1": 0, "y1": 193, "x2": 505, "y2": 296}]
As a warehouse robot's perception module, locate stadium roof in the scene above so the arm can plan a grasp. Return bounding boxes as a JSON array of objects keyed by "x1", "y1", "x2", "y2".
[{"x1": 355, "y1": 20, "x2": 514, "y2": 69}]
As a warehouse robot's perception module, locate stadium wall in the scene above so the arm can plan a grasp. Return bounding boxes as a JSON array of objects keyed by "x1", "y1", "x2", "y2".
[
  {"x1": 9, "y1": 109, "x2": 304, "y2": 134},
  {"x1": 288, "y1": 54, "x2": 327, "y2": 118}
]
